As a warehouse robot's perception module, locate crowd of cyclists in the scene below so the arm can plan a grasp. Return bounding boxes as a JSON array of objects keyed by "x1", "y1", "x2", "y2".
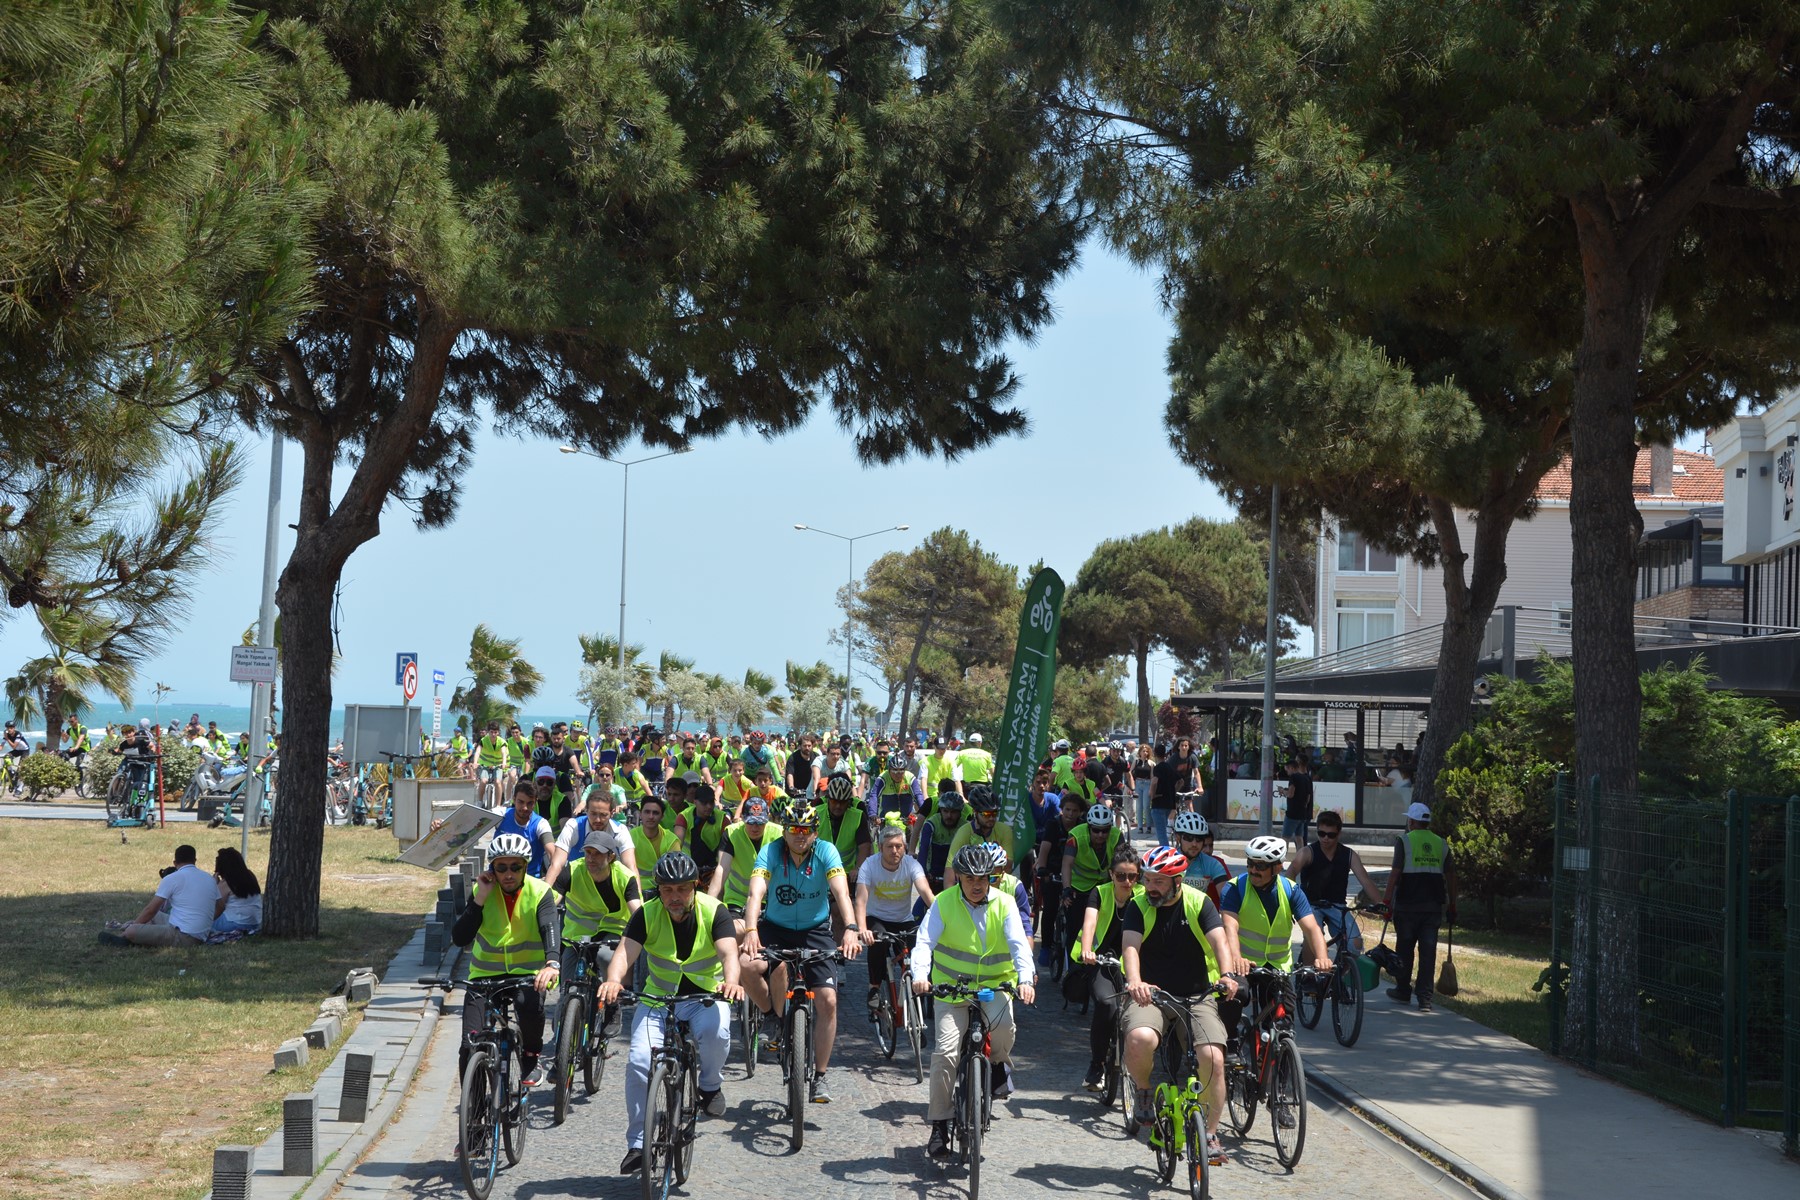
[{"x1": 443, "y1": 719, "x2": 1441, "y2": 1193}]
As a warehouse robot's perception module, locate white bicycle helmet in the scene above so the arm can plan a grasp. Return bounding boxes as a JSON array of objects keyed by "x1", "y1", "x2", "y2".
[
  {"x1": 1245, "y1": 834, "x2": 1287, "y2": 864},
  {"x1": 1172, "y1": 811, "x2": 1210, "y2": 838},
  {"x1": 488, "y1": 832, "x2": 533, "y2": 865},
  {"x1": 1085, "y1": 803, "x2": 1115, "y2": 828}
]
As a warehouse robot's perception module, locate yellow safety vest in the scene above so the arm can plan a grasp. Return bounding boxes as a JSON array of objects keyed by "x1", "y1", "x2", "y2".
[
  {"x1": 476, "y1": 735, "x2": 509, "y2": 768},
  {"x1": 468, "y1": 877, "x2": 551, "y2": 978},
  {"x1": 1132, "y1": 885, "x2": 1222, "y2": 981},
  {"x1": 564, "y1": 859, "x2": 634, "y2": 940},
  {"x1": 680, "y1": 806, "x2": 728, "y2": 854},
  {"x1": 721, "y1": 821, "x2": 779, "y2": 906},
  {"x1": 1074, "y1": 883, "x2": 1143, "y2": 963},
  {"x1": 630, "y1": 825, "x2": 682, "y2": 892},
  {"x1": 960, "y1": 748, "x2": 994, "y2": 783},
  {"x1": 1230, "y1": 872, "x2": 1297, "y2": 969},
  {"x1": 641, "y1": 893, "x2": 725, "y2": 997},
  {"x1": 929, "y1": 892, "x2": 1020, "y2": 988},
  {"x1": 1070, "y1": 823, "x2": 1122, "y2": 892},
  {"x1": 819, "y1": 805, "x2": 864, "y2": 864}
]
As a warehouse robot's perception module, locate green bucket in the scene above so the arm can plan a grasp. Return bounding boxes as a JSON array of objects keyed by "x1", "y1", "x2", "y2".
[{"x1": 1355, "y1": 954, "x2": 1379, "y2": 992}]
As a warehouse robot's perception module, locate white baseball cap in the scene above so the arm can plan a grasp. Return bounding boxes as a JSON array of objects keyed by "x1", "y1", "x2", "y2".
[
  {"x1": 1405, "y1": 802, "x2": 1432, "y2": 822},
  {"x1": 968, "y1": 733, "x2": 983, "y2": 744}
]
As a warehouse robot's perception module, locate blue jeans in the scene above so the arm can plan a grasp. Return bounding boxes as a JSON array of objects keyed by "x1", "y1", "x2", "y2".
[
  {"x1": 1314, "y1": 903, "x2": 1364, "y2": 955},
  {"x1": 625, "y1": 997, "x2": 730, "y2": 1149},
  {"x1": 1134, "y1": 780, "x2": 1153, "y2": 828},
  {"x1": 1283, "y1": 817, "x2": 1309, "y2": 846},
  {"x1": 1151, "y1": 808, "x2": 1171, "y2": 846}
]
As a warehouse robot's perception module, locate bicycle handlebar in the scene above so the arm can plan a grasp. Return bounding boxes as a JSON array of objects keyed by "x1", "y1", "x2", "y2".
[
  {"x1": 611, "y1": 989, "x2": 731, "y2": 1009},
  {"x1": 759, "y1": 948, "x2": 845, "y2": 965},
  {"x1": 930, "y1": 980, "x2": 1022, "y2": 1000}
]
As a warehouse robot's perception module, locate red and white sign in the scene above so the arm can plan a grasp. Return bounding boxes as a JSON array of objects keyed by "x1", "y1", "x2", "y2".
[{"x1": 402, "y1": 660, "x2": 419, "y2": 701}]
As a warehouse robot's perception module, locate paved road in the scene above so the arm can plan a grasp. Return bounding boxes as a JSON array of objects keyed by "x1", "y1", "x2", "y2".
[
  {"x1": 0, "y1": 801, "x2": 198, "y2": 821},
  {"x1": 340, "y1": 955, "x2": 1470, "y2": 1200}
]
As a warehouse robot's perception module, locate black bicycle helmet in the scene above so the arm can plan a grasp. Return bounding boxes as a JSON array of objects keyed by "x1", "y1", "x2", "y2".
[
  {"x1": 966, "y1": 783, "x2": 1000, "y2": 813},
  {"x1": 784, "y1": 799, "x2": 820, "y2": 829},
  {"x1": 953, "y1": 842, "x2": 1004, "y2": 878},
  {"x1": 652, "y1": 851, "x2": 699, "y2": 886},
  {"x1": 823, "y1": 773, "x2": 857, "y2": 804}
]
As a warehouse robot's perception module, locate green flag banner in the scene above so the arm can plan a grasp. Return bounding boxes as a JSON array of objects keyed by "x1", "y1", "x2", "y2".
[{"x1": 996, "y1": 567, "x2": 1064, "y2": 859}]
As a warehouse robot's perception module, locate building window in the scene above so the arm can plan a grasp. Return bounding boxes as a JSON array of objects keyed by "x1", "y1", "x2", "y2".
[
  {"x1": 1337, "y1": 529, "x2": 1397, "y2": 574},
  {"x1": 1337, "y1": 600, "x2": 1396, "y2": 651},
  {"x1": 1551, "y1": 602, "x2": 1572, "y2": 633}
]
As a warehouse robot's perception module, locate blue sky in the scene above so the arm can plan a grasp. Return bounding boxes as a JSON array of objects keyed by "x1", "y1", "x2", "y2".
[{"x1": 2, "y1": 246, "x2": 1240, "y2": 716}]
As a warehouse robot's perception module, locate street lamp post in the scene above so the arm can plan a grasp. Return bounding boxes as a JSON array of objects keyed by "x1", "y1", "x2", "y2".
[
  {"x1": 793, "y1": 523, "x2": 910, "y2": 733},
  {"x1": 560, "y1": 445, "x2": 690, "y2": 669}
]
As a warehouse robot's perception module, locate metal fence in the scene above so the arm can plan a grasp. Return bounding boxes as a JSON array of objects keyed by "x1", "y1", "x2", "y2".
[{"x1": 1548, "y1": 776, "x2": 1800, "y2": 1150}]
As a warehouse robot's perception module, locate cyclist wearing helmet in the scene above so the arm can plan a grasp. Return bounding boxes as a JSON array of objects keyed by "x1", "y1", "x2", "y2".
[
  {"x1": 451, "y1": 833, "x2": 562, "y2": 1087},
  {"x1": 599, "y1": 851, "x2": 745, "y2": 1175},
  {"x1": 915, "y1": 788, "x2": 967, "y2": 893},
  {"x1": 558, "y1": 830, "x2": 641, "y2": 1039},
  {"x1": 911, "y1": 841, "x2": 1037, "y2": 1159},
  {"x1": 874, "y1": 751, "x2": 926, "y2": 826},
  {"x1": 941, "y1": 784, "x2": 1016, "y2": 885},
  {"x1": 492, "y1": 777, "x2": 556, "y2": 880},
  {"x1": 1219, "y1": 835, "x2": 1332, "y2": 1064},
  {"x1": 740, "y1": 798, "x2": 862, "y2": 1103},
  {"x1": 1122, "y1": 845, "x2": 1240, "y2": 1158},
  {"x1": 1172, "y1": 812, "x2": 1231, "y2": 905},
  {"x1": 818, "y1": 773, "x2": 874, "y2": 876},
  {"x1": 1075, "y1": 845, "x2": 1143, "y2": 1090},
  {"x1": 1033, "y1": 786, "x2": 1088, "y2": 966}
]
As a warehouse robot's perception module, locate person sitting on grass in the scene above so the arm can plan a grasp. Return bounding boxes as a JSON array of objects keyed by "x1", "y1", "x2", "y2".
[
  {"x1": 212, "y1": 847, "x2": 263, "y2": 934},
  {"x1": 101, "y1": 844, "x2": 216, "y2": 947}
]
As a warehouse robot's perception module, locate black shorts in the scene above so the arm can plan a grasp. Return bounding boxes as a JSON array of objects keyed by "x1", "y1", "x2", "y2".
[{"x1": 761, "y1": 921, "x2": 839, "y2": 990}]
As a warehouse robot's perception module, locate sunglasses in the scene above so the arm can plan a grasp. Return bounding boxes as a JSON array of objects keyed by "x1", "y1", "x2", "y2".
[
  {"x1": 492, "y1": 862, "x2": 525, "y2": 875},
  {"x1": 1318, "y1": 829, "x2": 1341, "y2": 839},
  {"x1": 986, "y1": 874, "x2": 1005, "y2": 885},
  {"x1": 1113, "y1": 871, "x2": 1141, "y2": 882}
]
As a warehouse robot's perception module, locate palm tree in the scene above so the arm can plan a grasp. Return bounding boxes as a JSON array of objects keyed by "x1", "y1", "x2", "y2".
[
  {"x1": 655, "y1": 650, "x2": 696, "y2": 730},
  {"x1": 744, "y1": 668, "x2": 784, "y2": 721},
  {"x1": 449, "y1": 625, "x2": 543, "y2": 729},
  {"x1": 4, "y1": 605, "x2": 138, "y2": 751},
  {"x1": 578, "y1": 633, "x2": 644, "y2": 668}
]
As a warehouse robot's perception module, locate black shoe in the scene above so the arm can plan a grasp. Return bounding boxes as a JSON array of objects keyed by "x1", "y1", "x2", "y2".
[
  {"x1": 1385, "y1": 986, "x2": 1412, "y2": 1004},
  {"x1": 1083, "y1": 1063, "x2": 1105, "y2": 1092},
  {"x1": 700, "y1": 1087, "x2": 726, "y2": 1116},
  {"x1": 620, "y1": 1148, "x2": 644, "y2": 1174},
  {"x1": 520, "y1": 1058, "x2": 545, "y2": 1088},
  {"x1": 1417, "y1": 997, "x2": 1434, "y2": 1013},
  {"x1": 927, "y1": 1120, "x2": 951, "y2": 1158}
]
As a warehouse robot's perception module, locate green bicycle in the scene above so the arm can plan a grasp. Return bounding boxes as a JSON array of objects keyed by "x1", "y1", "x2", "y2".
[{"x1": 1141, "y1": 983, "x2": 1229, "y2": 1199}]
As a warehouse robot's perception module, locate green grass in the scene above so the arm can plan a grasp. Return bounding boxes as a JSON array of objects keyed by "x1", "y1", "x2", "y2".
[
  {"x1": 1356, "y1": 906, "x2": 1556, "y2": 1052},
  {"x1": 0, "y1": 820, "x2": 441, "y2": 1200}
]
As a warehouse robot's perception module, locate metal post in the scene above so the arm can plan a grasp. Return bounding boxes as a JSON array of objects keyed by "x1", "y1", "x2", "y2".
[
  {"x1": 1353, "y1": 707, "x2": 1366, "y2": 827},
  {"x1": 1502, "y1": 604, "x2": 1518, "y2": 680},
  {"x1": 246, "y1": 436, "x2": 283, "y2": 858},
  {"x1": 1259, "y1": 484, "x2": 1280, "y2": 836},
  {"x1": 1724, "y1": 789, "x2": 1747, "y2": 1125},
  {"x1": 844, "y1": 539, "x2": 855, "y2": 733},
  {"x1": 617, "y1": 461, "x2": 629, "y2": 671},
  {"x1": 1549, "y1": 771, "x2": 1566, "y2": 1057}
]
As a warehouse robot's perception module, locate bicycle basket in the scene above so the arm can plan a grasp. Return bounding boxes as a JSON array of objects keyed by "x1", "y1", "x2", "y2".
[{"x1": 1355, "y1": 953, "x2": 1380, "y2": 992}]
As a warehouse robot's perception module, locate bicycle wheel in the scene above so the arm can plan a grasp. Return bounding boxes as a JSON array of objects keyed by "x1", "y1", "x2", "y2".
[
  {"x1": 673, "y1": 1063, "x2": 697, "y2": 1185},
  {"x1": 964, "y1": 1055, "x2": 987, "y2": 1200},
  {"x1": 1185, "y1": 1106, "x2": 1209, "y2": 1200},
  {"x1": 582, "y1": 1001, "x2": 605, "y2": 1095},
  {"x1": 904, "y1": 983, "x2": 926, "y2": 1084},
  {"x1": 1101, "y1": 1023, "x2": 1122, "y2": 1107},
  {"x1": 642, "y1": 1062, "x2": 672, "y2": 1200},
  {"x1": 501, "y1": 1047, "x2": 527, "y2": 1166},
  {"x1": 1270, "y1": 1037, "x2": 1307, "y2": 1168},
  {"x1": 327, "y1": 782, "x2": 351, "y2": 824},
  {"x1": 1331, "y1": 959, "x2": 1366, "y2": 1048},
  {"x1": 1151, "y1": 1102, "x2": 1176, "y2": 1184},
  {"x1": 1113, "y1": 1022, "x2": 1135, "y2": 1134},
  {"x1": 1225, "y1": 1057, "x2": 1256, "y2": 1138},
  {"x1": 554, "y1": 997, "x2": 582, "y2": 1125},
  {"x1": 875, "y1": 984, "x2": 898, "y2": 1059},
  {"x1": 74, "y1": 764, "x2": 90, "y2": 799},
  {"x1": 140, "y1": 792, "x2": 159, "y2": 828},
  {"x1": 787, "y1": 1006, "x2": 810, "y2": 1148},
  {"x1": 1296, "y1": 970, "x2": 1324, "y2": 1029},
  {"x1": 739, "y1": 994, "x2": 759, "y2": 1079},
  {"x1": 457, "y1": 1049, "x2": 499, "y2": 1200}
]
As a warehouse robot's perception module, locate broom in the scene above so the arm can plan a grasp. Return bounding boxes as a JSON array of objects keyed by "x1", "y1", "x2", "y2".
[{"x1": 1436, "y1": 921, "x2": 1459, "y2": 997}]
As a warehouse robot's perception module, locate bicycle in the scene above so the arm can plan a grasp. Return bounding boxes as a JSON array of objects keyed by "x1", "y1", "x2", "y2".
[
  {"x1": 552, "y1": 936, "x2": 618, "y2": 1125},
  {"x1": 1086, "y1": 953, "x2": 1127, "y2": 1110},
  {"x1": 0, "y1": 754, "x2": 25, "y2": 799},
  {"x1": 420, "y1": 975, "x2": 536, "y2": 1200},
  {"x1": 1224, "y1": 965, "x2": 1320, "y2": 1170},
  {"x1": 1140, "y1": 983, "x2": 1230, "y2": 1199},
  {"x1": 105, "y1": 755, "x2": 160, "y2": 828},
  {"x1": 759, "y1": 947, "x2": 843, "y2": 1150},
  {"x1": 929, "y1": 979, "x2": 1022, "y2": 1200},
  {"x1": 1296, "y1": 900, "x2": 1384, "y2": 1047},
  {"x1": 618, "y1": 989, "x2": 730, "y2": 1200},
  {"x1": 868, "y1": 930, "x2": 927, "y2": 1083}
]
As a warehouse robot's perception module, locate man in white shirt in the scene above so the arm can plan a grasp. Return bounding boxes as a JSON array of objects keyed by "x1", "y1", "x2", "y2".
[{"x1": 107, "y1": 844, "x2": 217, "y2": 946}]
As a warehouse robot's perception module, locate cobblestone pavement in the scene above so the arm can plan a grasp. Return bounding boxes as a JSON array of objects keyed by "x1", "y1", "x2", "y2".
[{"x1": 354, "y1": 953, "x2": 1467, "y2": 1200}]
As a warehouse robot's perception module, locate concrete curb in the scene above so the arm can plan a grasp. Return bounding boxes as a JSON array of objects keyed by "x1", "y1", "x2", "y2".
[{"x1": 1305, "y1": 1065, "x2": 1532, "y2": 1200}]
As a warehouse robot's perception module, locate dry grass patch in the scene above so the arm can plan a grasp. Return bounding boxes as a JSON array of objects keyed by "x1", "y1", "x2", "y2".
[{"x1": 0, "y1": 819, "x2": 442, "y2": 1200}]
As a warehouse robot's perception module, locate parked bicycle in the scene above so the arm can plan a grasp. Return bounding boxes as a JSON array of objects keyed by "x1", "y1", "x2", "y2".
[
  {"x1": 929, "y1": 979, "x2": 1022, "y2": 1200},
  {"x1": 759, "y1": 946, "x2": 843, "y2": 1150},
  {"x1": 420, "y1": 975, "x2": 535, "y2": 1200},
  {"x1": 1140, "y1": 983, "x2": 1230, "y2": 1199},
  {"x1": 619, "y1": 988, "x2": 730, "y2": 1200},
  {"x1": 868, "y1": 930, "x2": 927, "y2": 1082},
  {"x1": 1297, "y1": 900, "x2": 1384, "y2": 1047},
  {"x1": 106, "y1": 753, "x2": 160, "y2": 829},
  {"x1": 552, "y1": 936, "x2": 618, "y2": 1125},
  {"x1": 1225, "y1": 965, "x2": 1321, "y2": 1169}
]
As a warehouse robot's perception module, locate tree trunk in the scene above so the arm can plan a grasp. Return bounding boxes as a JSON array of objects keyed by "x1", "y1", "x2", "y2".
[
  {"x1": 1562, "y1": 198, "x2": 1673, "y2": 1060},
  {"x1": 43, "y1": 683, "x2": 64, "y2": 753},
  {"x1": 1411, "y1": 498, "x2": 1516, "y2": 812},
  {"x1": 263, "y1": 308, "x2": 459, "y2": 938},
  {"x1": 940, "y1": 698, "x2": 961, "y2": 742},
  {"x1": 897, "y1": 608, "x2": 934, "y2": 738},
  {"x1": 1134, "y1": 634, "x2": 1151, "y2": 743}
]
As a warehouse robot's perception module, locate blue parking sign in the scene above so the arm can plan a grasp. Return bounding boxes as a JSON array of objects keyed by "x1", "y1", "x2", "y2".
[{"x1": 395, "y1": 652, "x2": 418, "y2": 686}]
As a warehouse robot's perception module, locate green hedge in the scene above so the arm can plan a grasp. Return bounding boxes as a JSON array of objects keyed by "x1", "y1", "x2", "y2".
[
  {"x1": 90, "y1": 736, "x2": 204, "y2": 798},
  {"x1": 17, "y1": 752, "x2": 77, "y2": 801}
]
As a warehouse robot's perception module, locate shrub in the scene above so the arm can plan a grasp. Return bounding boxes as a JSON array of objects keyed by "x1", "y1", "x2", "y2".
[
  {"x1": 1432, "y1": 734, "x2": 1555, "y2": 925},
  {"x1": 17, "y1": 752, "x2": 78, "y2": 802},
  {"x1": 90, "y1": 736, "x2": 204, "y2": 799}
]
